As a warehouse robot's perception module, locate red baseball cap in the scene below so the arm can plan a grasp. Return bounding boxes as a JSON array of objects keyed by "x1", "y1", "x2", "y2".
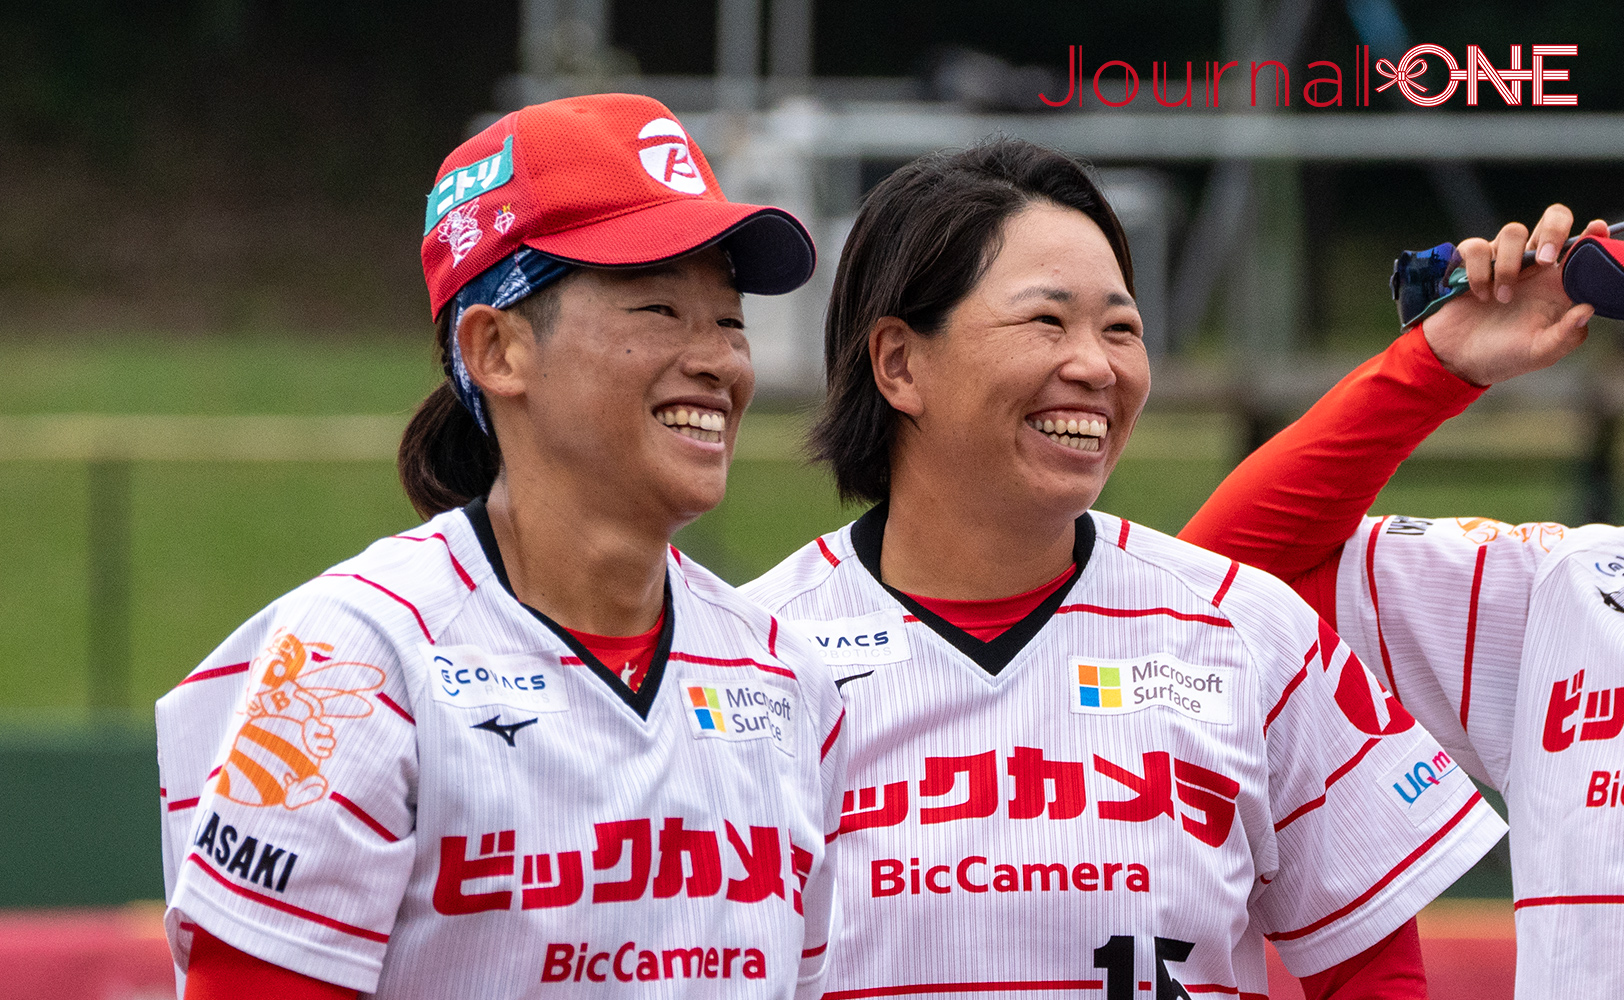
[{"x1": 422, "y1": 93, "x2": 815, "y2": 318}]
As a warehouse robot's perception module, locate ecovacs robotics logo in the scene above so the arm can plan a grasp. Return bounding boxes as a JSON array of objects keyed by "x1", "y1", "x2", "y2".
[
  {"x1": 1071, "y1": 655, "x2": 1233, "y2": 725},
  {"x1": 786, "y1": 610, "x2": 911, "y2": 667},
  {"x1": 682, "y1": 679, "x2": 796, "y2": 755},
  {"x1": 421, "y1": 643, "x2": 569, "y2": 715}
]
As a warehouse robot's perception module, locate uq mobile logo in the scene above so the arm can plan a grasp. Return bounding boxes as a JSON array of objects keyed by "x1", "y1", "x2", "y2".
[{"x1": 1391, "y1": 750, "x2": 1458, "y2": 807}]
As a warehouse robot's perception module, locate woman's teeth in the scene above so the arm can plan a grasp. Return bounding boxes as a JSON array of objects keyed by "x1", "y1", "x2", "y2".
[
  {"x1": 1027, "y1": 416, "x2": 1105, "y2": 452},
  {"x1": 657, "y1": 406, "x2": 725, "y2": 444}
]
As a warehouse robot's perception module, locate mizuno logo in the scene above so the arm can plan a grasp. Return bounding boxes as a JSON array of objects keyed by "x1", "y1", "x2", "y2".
[
  {"x1": 472, "y1": 715, "x2": 539, "y2": 747},
  {"x1": 835, "y1": 671, "x2": 875, "y2": 690},
  {"x1": 1599, "y1": 587, "x2": 1624, "y2": 615}
]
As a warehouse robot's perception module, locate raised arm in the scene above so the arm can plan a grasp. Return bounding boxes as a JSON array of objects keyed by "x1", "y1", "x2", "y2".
[
  {"x1": 1179, "y1": 206, "x2": 1601, "y2": 615},
  {"x1": 1178, "y1": 326, "x2": 1484, "y2": 584}
]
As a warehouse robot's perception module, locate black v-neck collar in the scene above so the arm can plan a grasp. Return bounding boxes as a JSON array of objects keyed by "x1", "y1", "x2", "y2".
[
  {"x1": 462, "y1": 497, "x2": 673, "y2": 720},
  {"x1": 849, "y1": 502, "x2": 1095, "y2": 677}
]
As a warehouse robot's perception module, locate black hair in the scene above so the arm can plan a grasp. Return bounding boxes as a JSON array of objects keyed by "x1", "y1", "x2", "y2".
[
  {"x1": 810, "y1": 138, "x2": 1134, "y2": 504},
  {"x1": 397, "y1": 288, "x2": 562, "y2": 520}
]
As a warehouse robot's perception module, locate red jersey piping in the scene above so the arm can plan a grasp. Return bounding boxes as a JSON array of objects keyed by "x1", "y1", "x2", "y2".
[
  {"x1": 319, "y1": 574, "x2": 433, "y2": 644},
  {"x1": 1460, "y1": 545, "x2": 1489, "y2": 730},
  {"x1": 389, "y1": 532, "x2": 476, "y2": 591},
  {"x1": 184, "y1": 853, "x2": 390, "y2": 943},
  {"x1": 1267, "y1": 792, "x2": 1484, "y2": 940}
]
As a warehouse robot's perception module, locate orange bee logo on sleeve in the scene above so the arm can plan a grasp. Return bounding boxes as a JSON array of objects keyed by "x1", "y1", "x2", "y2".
[
  {"x1": 1455, "y1": 517, "x2": 1512, "y2": 545},
  {"x1": 1509, "y1": 521, "x2": 1566, "y2": 551},
  {"x1": 218, "y1": 630, "x2": 386, "y2": 810},
  {"x1": 1455, "y1": 517, "x2": 1566, "y2": 551}
]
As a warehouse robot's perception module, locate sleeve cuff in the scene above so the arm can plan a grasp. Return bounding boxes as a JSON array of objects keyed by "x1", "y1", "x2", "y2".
[{"x1": 1399, "y1": 324, "x2": 1493, "y2": 402}]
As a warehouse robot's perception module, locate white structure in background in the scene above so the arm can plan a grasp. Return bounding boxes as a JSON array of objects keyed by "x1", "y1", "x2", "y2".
[
  {"x1": 497, "y1": 0, "x2": 1176, "y2": 394},
  {"x1": 496, "y1": 0, "x2": 1624, "y2": 399}
]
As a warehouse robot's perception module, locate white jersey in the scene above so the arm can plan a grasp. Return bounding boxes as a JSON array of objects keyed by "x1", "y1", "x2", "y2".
[
  {"x1": 742, "y1": 507, "x2": 1505, "y2": 998},
  {"x1": 1335, "y1": 514, "x2": 1624, "y2": 996},
  {"x1": 156, "y1": 501, "x2": 847, "y2": 998}
]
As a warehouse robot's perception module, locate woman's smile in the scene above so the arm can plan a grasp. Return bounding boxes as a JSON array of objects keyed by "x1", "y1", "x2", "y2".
[{"x1": 1024, "y1": 410, "x2": 1109, "y2": 453}]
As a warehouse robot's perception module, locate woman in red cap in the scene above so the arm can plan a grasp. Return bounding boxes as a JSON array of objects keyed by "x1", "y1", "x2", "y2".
[
  {"x1": 155, "y1": 94, "x2": 845, "y2": 1000},
  {"x1": 744, "y1": 138, "x2": 1505, "y2": 998}
]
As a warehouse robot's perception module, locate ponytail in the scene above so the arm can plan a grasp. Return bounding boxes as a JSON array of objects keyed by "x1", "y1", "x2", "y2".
[{"x1": 398, "y1": 311, "x2": 501, "y2": 520}]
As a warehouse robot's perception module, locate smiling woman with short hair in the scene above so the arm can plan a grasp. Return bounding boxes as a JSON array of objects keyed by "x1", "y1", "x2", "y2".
[{"x1": 745, "y1": 138, "x2": 1506, "y2": 999}]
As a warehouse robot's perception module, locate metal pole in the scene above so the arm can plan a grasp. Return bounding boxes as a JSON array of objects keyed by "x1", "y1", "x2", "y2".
[
  {"x1": 1344, "y1": 0, "x2": 1499, "y2": 236},
  {"x1": 570, "y1": 0, "x2": 610, "y2": 66},
  {"x1": 716, "y1": 0, "x2": 762, "y2": 111},
  {"x1": 1168, "y1": 161, "x2": 1252, "y2": 348},
  {"x1": 520, "y1": 0, "x2": 559, "y2": 79},
  {"x1": 768, "y1": 0, "x2": 813, "y2": 97},
  {"x1": 86, "y1": 459, "x2": 132, "y2": 712},
  {"x1": 1168, "y1": 0, "x2": 1318, "y2": 352}
]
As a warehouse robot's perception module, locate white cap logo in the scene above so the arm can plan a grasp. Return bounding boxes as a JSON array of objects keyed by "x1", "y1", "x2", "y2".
[
  {"x1": 637, "y1": 118, "x2": 707, "y2": 195},
  {"x1": 437, "y1": 197, "x2": 483, "y2": 266}
]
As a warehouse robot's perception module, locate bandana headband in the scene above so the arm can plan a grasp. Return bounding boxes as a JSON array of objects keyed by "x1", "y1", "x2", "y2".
[{"x1": 445, "y1": 248, "x2": 575, "y2": 434}]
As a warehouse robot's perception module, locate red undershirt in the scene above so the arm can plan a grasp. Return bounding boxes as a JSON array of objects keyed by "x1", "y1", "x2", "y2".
[
  {"x1": 563, "y1": 612, "x2": 665, "y2": 692},
  {"x1": 902, "y1": 563, "x2": 1076, "y2": 641},
  {"x1": 183, "y1": 927, "x2": 357, "y2": 1000}
]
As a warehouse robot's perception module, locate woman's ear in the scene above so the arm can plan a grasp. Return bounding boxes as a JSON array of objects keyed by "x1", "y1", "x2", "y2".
[
  {"x1": 458, "y1": 305, "x2": 534, "y2": 400},
  {"x1": 869, "y1": 316, "x2": 924, "y2": 417}
]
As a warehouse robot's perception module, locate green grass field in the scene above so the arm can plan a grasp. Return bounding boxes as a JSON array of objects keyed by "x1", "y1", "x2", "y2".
[{"x1": 0, "y1": 334, "x2": 1591, "y2": 713}]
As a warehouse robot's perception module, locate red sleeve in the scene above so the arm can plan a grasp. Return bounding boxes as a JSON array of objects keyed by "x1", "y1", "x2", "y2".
[
  {"x1": 184, "y1": 927, "x2": 359, "y2": 1000},
  {"x1": 1298, "y1": 918, "x2": 1426, "y2": 1000},
  {"x1": 1286, "y1": 550, "x2": 1342, "y2": 628},
  {"x1": 1178, "y1": 325, "x2": 1485, "y2": 584}
]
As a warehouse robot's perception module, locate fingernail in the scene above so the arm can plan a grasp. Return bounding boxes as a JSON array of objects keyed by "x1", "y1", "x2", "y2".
[
  {"x1": 1538, "y1": 243, "x2": 1558, "y2": 264},
  {"x1": 1496, "y1": 285, "x2": 1513, "y2": 303}
]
